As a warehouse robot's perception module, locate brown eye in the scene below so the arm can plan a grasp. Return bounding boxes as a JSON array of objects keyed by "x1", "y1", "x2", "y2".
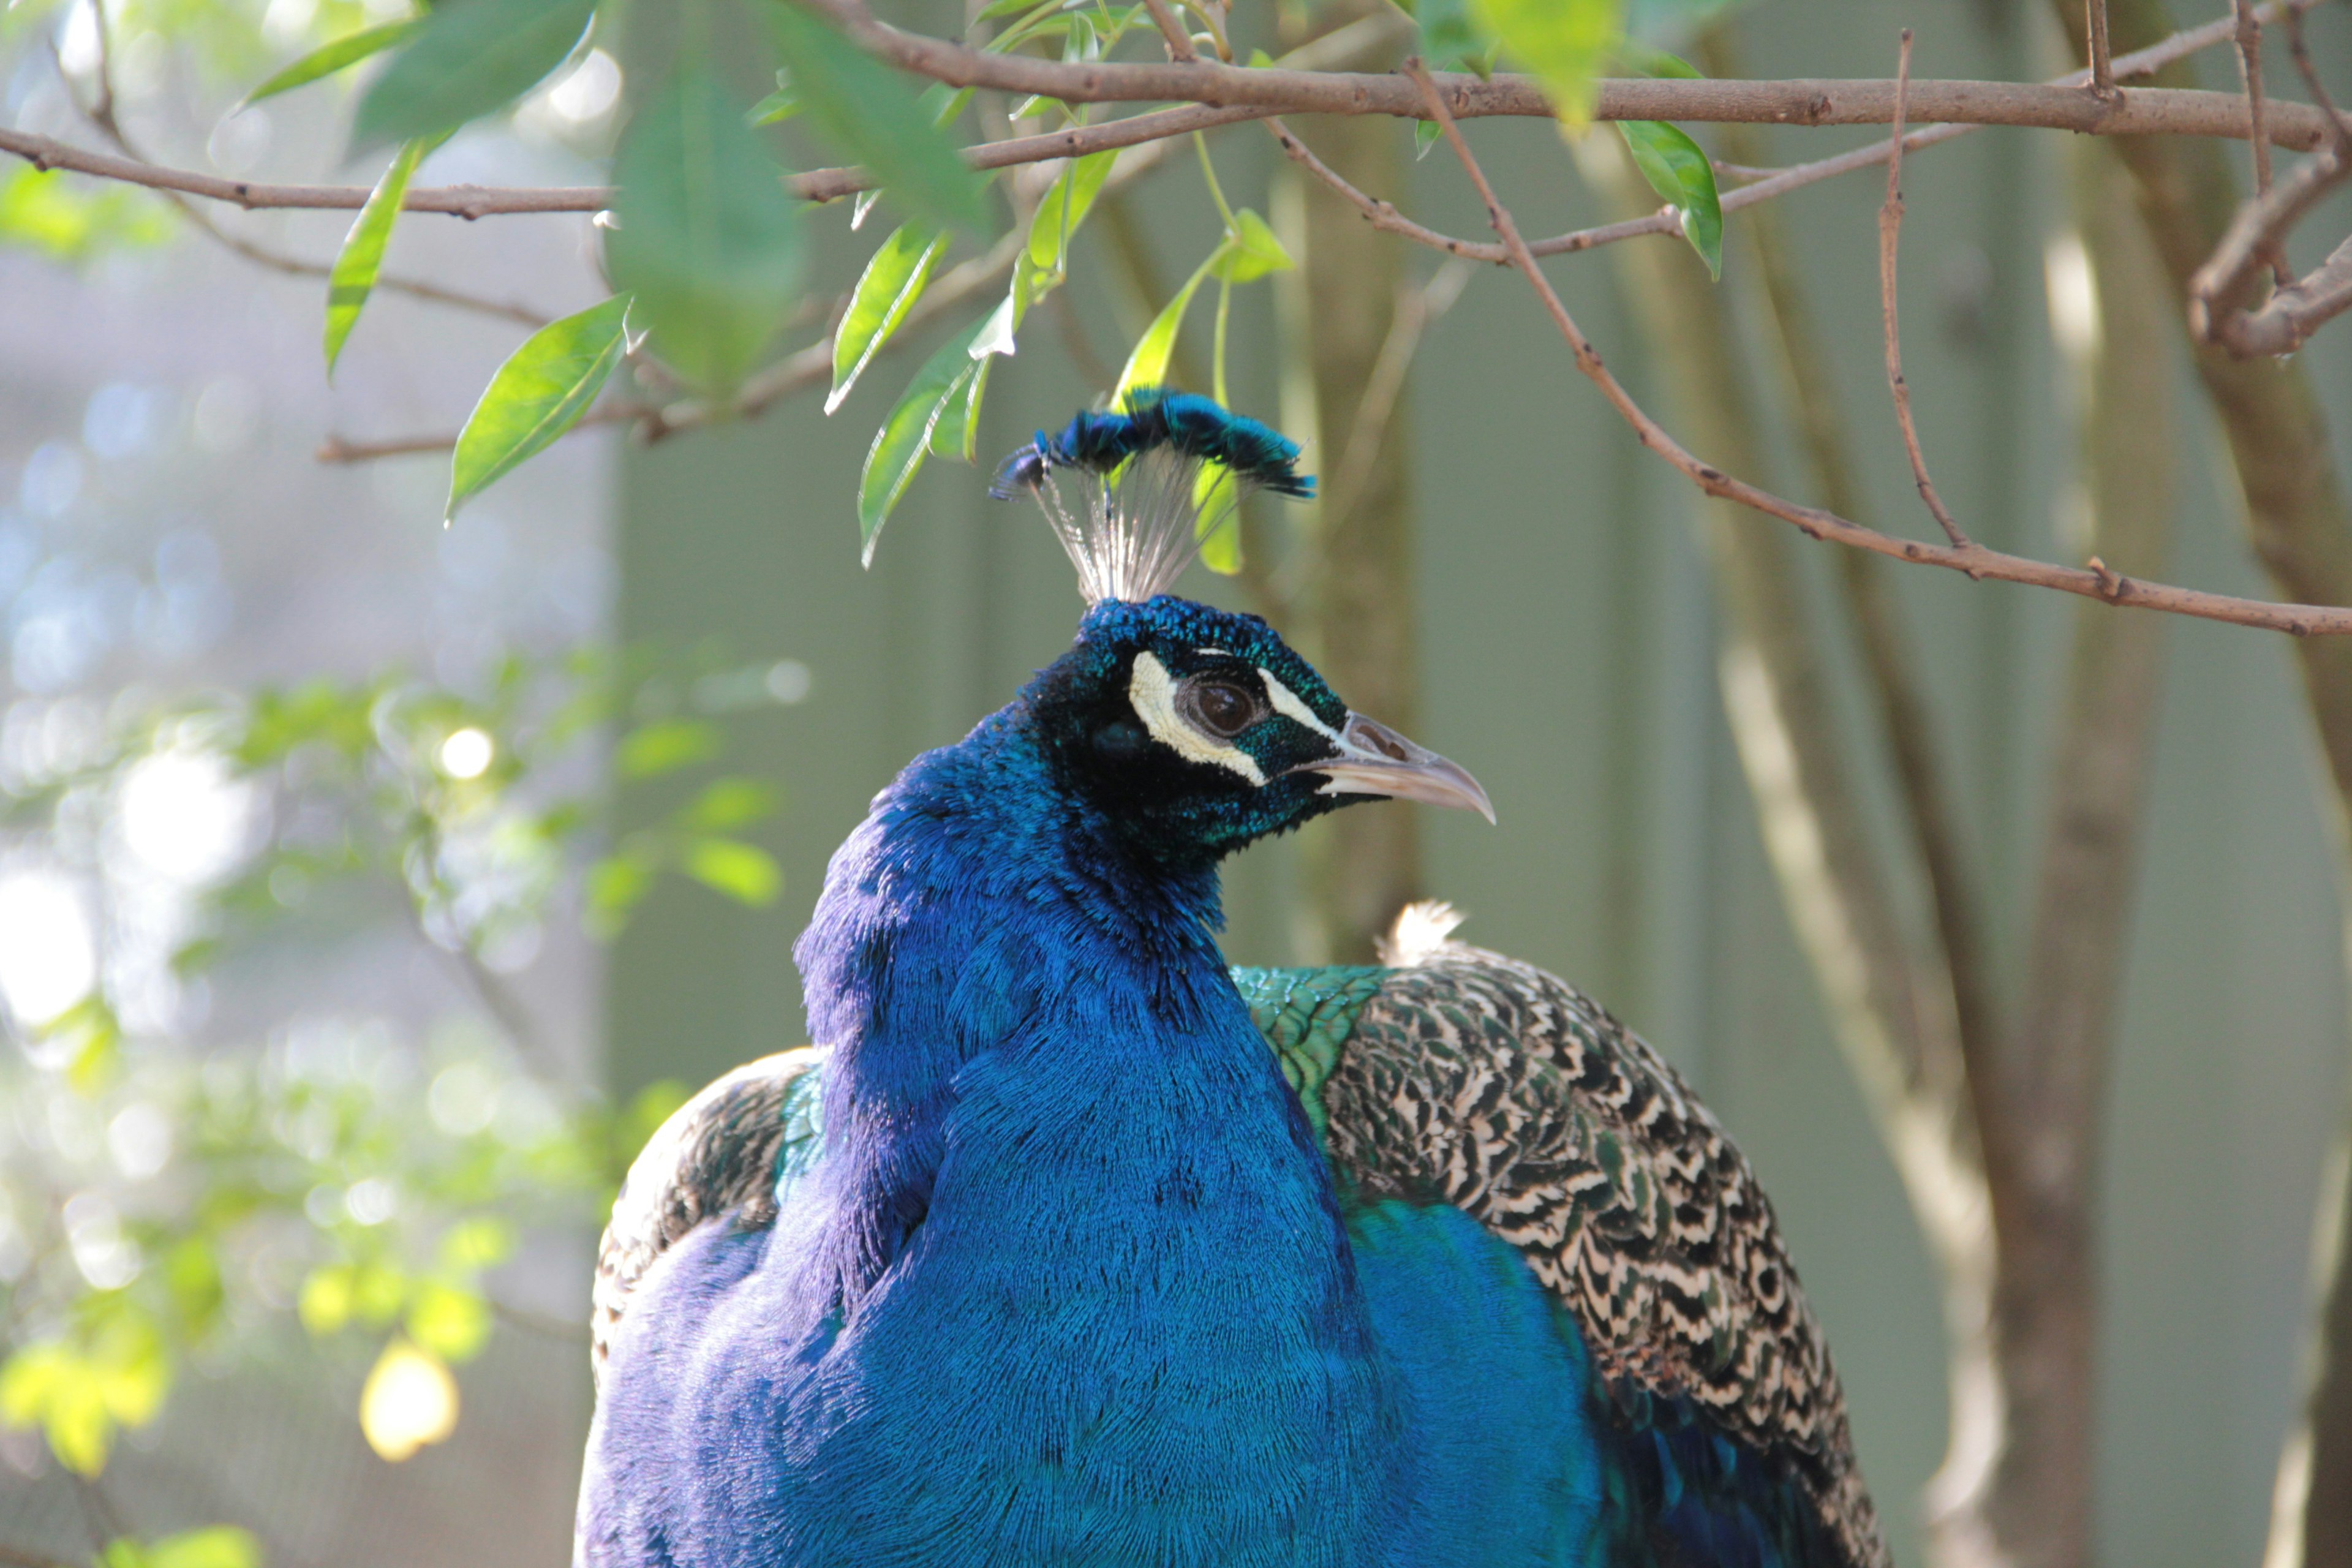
[{"x1": 1182, "y1": 678, "x2": 1259, "y2": 739}]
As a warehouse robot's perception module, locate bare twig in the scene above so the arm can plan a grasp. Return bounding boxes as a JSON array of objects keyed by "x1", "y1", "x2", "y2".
[
  {"x1": 1880, "y1": 31, "x2": 1972, "y2": 550},
  {"x1": 2190, "y1": 139, "x2": 2352, "y2": 352},
  {"x1": 1139, "y1": 0, "x2": 1199, "y2": 62},
  {"x1": 2088, "y1": 0, "x2": 2118, "y2": 97},
  {"x1": 1273, "y1": 3, "x2": 2298, "y2": 266},
  {"x1": 2230, "y1": 0, "x2": 2291, "y2": 285},
  {"x1": 1402, "y1": 55, "x2": 2352, "y2": 636},
  {"x1": 2283, "y1": 4, "x2": 2352, "y2": 152},
  {"x1": 1320, "y1": 260, "x2": 1471, "y2": 535}
]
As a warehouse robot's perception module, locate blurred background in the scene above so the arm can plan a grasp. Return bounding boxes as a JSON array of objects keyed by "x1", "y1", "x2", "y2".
[{"x1": 3, "y1": 0, "x2": 2350, "y2": 1565}]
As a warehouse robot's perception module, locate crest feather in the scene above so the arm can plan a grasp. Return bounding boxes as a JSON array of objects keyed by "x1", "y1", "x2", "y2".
[{"x1": 990, "y1": 390, "x2": 1314, "y2": 604}]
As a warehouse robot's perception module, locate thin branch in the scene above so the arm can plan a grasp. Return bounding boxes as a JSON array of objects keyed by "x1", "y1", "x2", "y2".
[
  {"x1": 1880, "y1": 31, "x2": 1972, "y2": 550},
  {"x1": 2088, "y1": 0, "x2": 2117, "y2": 97},
  {"x1": 1139, "y1": 0, "x2": 1199, "y2": 62},
  {"x1": 1272, "y1": 1, "x2": 2298, "y2": 266},
  {"x1": 2230, "y1": 0, "x2": 2291, "y2": 285},
  {"x1": 1403, "y1": 55, "x2": 2352, "y2": 636},
  {"x1": 2190, "y1": 138, "x2": 2352, "y2": 352},
  {"x1": 1321, "y1": 260, "x2": 1471, "y2": 535},
  {"x1": 2283, "y1": 4, "x2": 2352, "y2": 153}
]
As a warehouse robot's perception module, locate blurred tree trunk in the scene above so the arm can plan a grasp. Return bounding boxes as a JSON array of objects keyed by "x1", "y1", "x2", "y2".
[
  {"x1": 2038, "y1": 4, "x2": 2352, "y2": 1564},
  {"x1": 1593, "y1": 42, "x2": 2176, "y2": 1567},
  {"x1": 1273, "y1": 0, "x2": 1421, "y2": 963}
]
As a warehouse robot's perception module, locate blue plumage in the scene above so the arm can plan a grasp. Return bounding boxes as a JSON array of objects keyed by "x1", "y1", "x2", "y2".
[{"x1": 578, "y1": 428, "x2": 1886, "y2": 1566}]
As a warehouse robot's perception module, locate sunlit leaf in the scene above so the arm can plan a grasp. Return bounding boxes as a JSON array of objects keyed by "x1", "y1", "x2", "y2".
[
  {"x1": 765, "y1": 2, "x2": 988, "y2": 235},
  {"x1": 0, "y1": 166, "x2": 173, "y2": 263},
  {"x1": 405, "y1": 1281, "x2": 491, "y2": 1362},
  {"x1": 326, "y1": 137, "x2": 430, "y2": 377},
  {"x1": 1209, "y1": 208, "x2": 1292, "y2": 283},
  {"x1": 829, "y1": 223, "x2": 945, "y2": 413},
  {"x1": 242, "y1": 20, "x2": 423, "y2": 110},
  {"x1": 353, "y1": 0, "x2": 594, "y2": 146},
  {"x1": 445, "y1": 294, "x2": 630, "y2": 521},
  {"x1": 1194, "y1": 467, "x2": 1240, "y2": 574},
  {"x1": 298, "y1": 1264, "x2": 355, "y2": 1336},
  {"x1": 618, "y1": 717, "x2": 723, "y2": 778},
  {"x1": 1616, "y1": 119, "x2": 1721, "y2": 278},
  {"x1": 858, "y1": 320, "x2": 988, "y2": 563},
  {"x1": 681, "y1": 778, "x2": 777, "y2": 832},
  {"x1": 606, "y1": 70, "x2": 804, "y2": 396},
  {"x1": 1114, "y1": 254, "x2": 1215, "y2": 398},
  {"x1": 974, "y1": 0, "x2": 1052, "y2": 21},
  {"x1": 1026, "y1": 148, "x2": 1117, "y2": 274},
  {"x1": 1397, "y1": 0, "x2": 1496, "y2": 76},
  {"x1": 437, "y1": 1216, "x2": 516, "y2": 1272},
  {"x1": 684, "y1": 838, "x2": 782, "y2": 906},
  {"x1": 144, "y1": 1526, "x2": 263, "y2": 1568},
  {"x1": 1468, "y1": 0, "x2": 1623, "y2": 125}
]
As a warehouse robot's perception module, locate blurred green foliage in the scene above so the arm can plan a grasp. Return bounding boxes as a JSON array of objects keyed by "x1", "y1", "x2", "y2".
[{"x1": 0, "y1": 648, "x2": 783, "y2": 1561}]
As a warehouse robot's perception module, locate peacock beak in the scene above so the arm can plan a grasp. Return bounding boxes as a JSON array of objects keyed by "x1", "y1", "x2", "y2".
[{"x1": 1291, "y1": 713, "x2": 1496, "y2": 824}]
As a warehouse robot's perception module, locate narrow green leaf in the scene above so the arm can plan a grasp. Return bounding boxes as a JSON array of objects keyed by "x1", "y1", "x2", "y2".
[
  {"x1": 1194, "y1": 466, "x2": 1240, "y2": 574},
  {"x1": 766, "y1": 3, "x2": 988, "y2": 235},
  {"x1": 1114, "y1": 252, "x2": 1216, "y2": 399},
  {"x1": 974, "y1": 0, "x2": 1052, "y2": 21},
  {"x1": 859, "y1": 321, "x2": 989, "y2": 562},
  {"x1": 1403, "y1": 0, "x2": 1496, "y2": 77},
  {"x1": 1611, "y1": 40, "x2": 1702, "y2": 78},
  {"x1": 605, "y1": 70, "x2": 804, "y2": 396},
  {"x1": 1208, "y1": 208, "x2": 1293, "y2": 283},
  {"x1": 749, "y1": 81, "x2": 799, "y2": 126},
  {"x1": 929, "y1": 347, "x2": 993, "y2": 462},
  {"x1": 684, "y1": 837, "x2": 782, "y2": 905},
  {"x1": 1468, "y1": 0, "x2": 1623, "y2": 125},
  {"x1": 144, "y1": 1527, "x2": 262, "y2": 1568},
  {"x1": 618, "y1": 716, "x2": 723, "y2": 778},
  {"x1": 829, "y1": 223, "x2": 945, "y2": 413},
  {"x1": 241, "y1": 20, "x2": 423, "y2": 110},
  {"x1": 445, "y1": 294, "x2": 630, "y2": 521},
  {"x1": 1616, "y1": 120, "x2": 1721, "y2": 279},
  {"x1": 1027, "y1": 148, "x2": 1118, "y2": 274},
  {"x1": 968, "y1": 291, "x2": 1018, "y2": 360},
  {"x1": 325, "y1": 137, "x2": 429, "y2": 376},
  {"x1": 353, "y1": 0, "x2": 594, "y2": 146}
]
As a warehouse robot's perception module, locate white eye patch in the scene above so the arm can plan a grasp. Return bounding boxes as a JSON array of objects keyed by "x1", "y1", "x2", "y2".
[
  {"x1": 1257, "y1": 669, "x2": 1340, "y2": 742},
  {"x1": 1128, "y1": 652, "x2": 1268, "y2": 785}
]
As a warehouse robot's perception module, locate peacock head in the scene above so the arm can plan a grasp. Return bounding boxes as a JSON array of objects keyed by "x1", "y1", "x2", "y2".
[
  {"x1": 997, "y1": 393, "x2": 1491, "y2": 865},
  {"x1": 1026, "y1": 594, "x2": 1491, "y2": 864}
]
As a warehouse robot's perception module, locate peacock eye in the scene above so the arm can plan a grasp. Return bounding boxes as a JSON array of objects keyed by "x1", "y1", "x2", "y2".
[{"x1": 1178, "y1": 677, "x2": 1261, "y2": 741}]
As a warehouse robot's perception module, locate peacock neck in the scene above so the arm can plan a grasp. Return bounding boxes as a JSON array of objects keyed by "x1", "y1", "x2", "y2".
[{"x1": 785, "y1": 706, "x2": 1409, "y2": 1564}]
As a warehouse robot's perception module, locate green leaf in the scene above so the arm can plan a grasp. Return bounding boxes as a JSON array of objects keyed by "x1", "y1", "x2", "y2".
[
  {"x1": 325, "y1": 138, "x2": 430, "y2": 377},
  {"x1": 1026, "y1": 148, "x2": 1117, "y2": 274},
  {"x1": 606, "y1": 70, "x2": 804, "y2": 396},
  {"x1": 1400, "y1": 0, "x2": 1495, "y2": 76},
  {"x1": 974, "y1": 0, "x2": 1052, "y2": 21},
  {"x1": 1208, "y1": 208, "x2": 1292, "y2": 283},
  {"x1": 353, "y1": 0, "x2": 594, "y2": 146},
  {"x1": 445, "y1": 294, "x2": 630, "y2": 521},
  {"x1": 437, "y1": 1216, "x2": 516, "y2": 1272},
  {"x1": 858, "y1": 320, "x2": 989, "y2": 562},
  {"x1": 1194, "y1": 467, "x2": 1240, "y2": 574},
  {"x1": 242, "y1": 20, "x2": 423, "y2": 109},
  {"x1": 765, "y1": 3, "x2": 988, "y2": 235},
  {"x1": 145, "y1": 1527, "x2": 263, "y2": 1568},
  {"x1": 1611, "y1": 40, "x2": 1701, "y2": 77},
  {"x1": 405, "y1": 1281, "x2": 491, "y2": 1362},
  {"x1": 1616, "y1": 119, "x2": 1721, "y2": 278},
  {"x1": 298, "y1": 1265, "x2": 355, "y2": 1336},
  {"x1": 1468, "y1": 0, "x2": 1623, "y2": 125},
  {"x1": 684, "y1": 839, "x2": 782, "y2": 906},
  {"x1": 681, "y1": 777, "x2": 778, "y2": 832},
  {"x1": 0, "y1": 166, "x2": 173, "y2": 263},
  {"x1": 1114, "y1": 254, "x2": 1216, "y2": 399},
  {"x1": 829, "y1": 224, "x2": 946, "y2": 413},
  {"x1": 617, "y1": 717, "x2": 723, "y2": 778}
]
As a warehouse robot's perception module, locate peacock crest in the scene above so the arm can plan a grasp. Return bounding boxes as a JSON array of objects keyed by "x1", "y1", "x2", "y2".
[{"x1": 989, "y1": 388, "x2": 1315, "y2": 605}]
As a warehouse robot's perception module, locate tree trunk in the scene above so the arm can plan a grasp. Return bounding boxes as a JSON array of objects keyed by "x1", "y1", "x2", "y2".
[{"x1": 1273, "y1": 0, "x2": 1421, "y2": 963}]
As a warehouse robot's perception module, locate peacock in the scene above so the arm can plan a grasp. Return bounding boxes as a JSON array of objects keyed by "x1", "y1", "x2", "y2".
[{"x1": 575, "y1": 390, "x2": 1888, "y2": 1568}]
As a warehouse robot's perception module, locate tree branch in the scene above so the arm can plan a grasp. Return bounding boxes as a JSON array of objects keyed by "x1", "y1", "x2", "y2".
[
  {"x1": 2190, "y1": 140, "x2": 2352, "y2": 354},
  {"x1": 1401, "y1": 56, "x2": 2352, "y2": 636},
  {"x1": 1270, "y1": 2, "x2": 2302, "y2": 265},
  {"x1": 1879, "y1": 32, "x2": 1972, "y2": 550}
]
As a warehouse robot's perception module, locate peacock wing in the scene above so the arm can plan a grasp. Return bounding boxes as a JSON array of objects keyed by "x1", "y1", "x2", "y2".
[
  {"x1": 1234, "y1": 910, "x2": 1888, "y2": 1568},
  {"x1": 590, "y1": 1047, "x2": 826, "y2": 1384}
]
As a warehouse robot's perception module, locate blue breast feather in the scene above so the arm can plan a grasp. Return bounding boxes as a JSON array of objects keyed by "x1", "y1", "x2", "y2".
[{"x1": 577, "y1": 698, "x2": 1839, "y2": 1567}]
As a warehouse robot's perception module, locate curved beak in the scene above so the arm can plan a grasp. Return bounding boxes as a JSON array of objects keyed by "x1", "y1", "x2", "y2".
[{"x1": 1288, "y1": 713, "x2": 1495, "y2": 824}]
